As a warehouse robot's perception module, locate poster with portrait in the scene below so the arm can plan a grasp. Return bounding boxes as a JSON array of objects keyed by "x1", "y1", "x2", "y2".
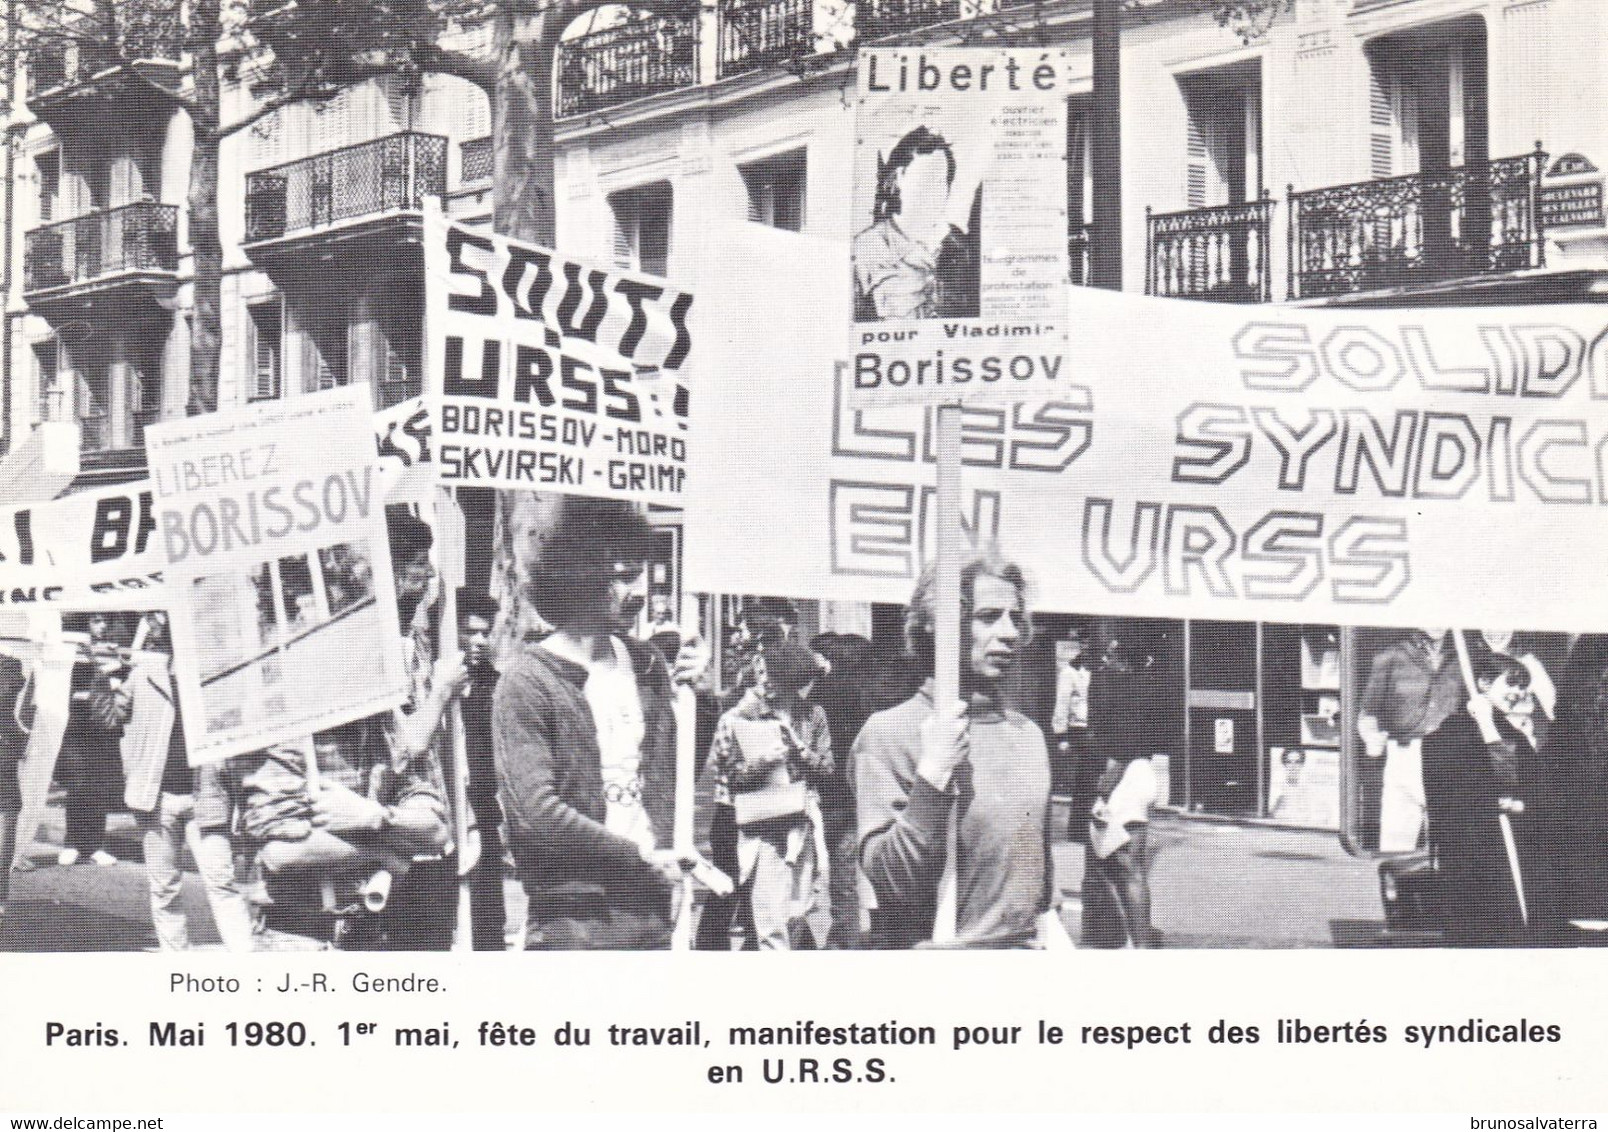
[
  {"x1": 850, "y1": 46, "x2": 1071, "y2": 407},
  {"x1": 143, "y1": 386, "x2": 409, "y2": 764}
]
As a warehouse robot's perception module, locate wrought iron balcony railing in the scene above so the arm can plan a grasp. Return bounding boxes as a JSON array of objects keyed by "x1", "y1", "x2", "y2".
[
  {"x1": 244, "y1": 132, "x2": 448, "y2": 242},
  {"x1": 1069, "y1": 225, "x2": 1090, "y2": 288},
  {"x1": 556, "y1": 13, "x2": 700, "y2": 118},
  {"x1": 1288, "y1": 147, "x2": 1547, "y2": 300},
  {"x1": 23, "y1": 202, "x2": 180, "y2": 294},
  {"x1": 858, "y1": 0, "x2": 961, "y2": 40},
  {"x1": 1147, "y1": 194, "x2": 1275, "y2": 303},
  {"x1": 26, "y1": 4, "x2": 183, "y2": 99},
  {"x1": 718, "y1": 0, "x2": 815, "y2": 79},
  {"x1": 460, "y1": 136, "x2": 493, "y2": 184}
]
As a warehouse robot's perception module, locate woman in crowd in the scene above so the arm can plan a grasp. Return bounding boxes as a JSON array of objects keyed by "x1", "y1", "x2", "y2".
[{"x1": 706, "y1": 640, "x2": 833, "y2": 950}]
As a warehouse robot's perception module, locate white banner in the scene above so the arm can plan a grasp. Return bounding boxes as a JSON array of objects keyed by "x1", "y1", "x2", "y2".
[
  {"x1": 0, "y1": 481, "x2": 165, "y2": 609},
  {"x1": 145, "y1": 386, "x2": 407, "y2": 764},
  {"x1": 689, "y1": 227, "x2": 1608, "y2": 633},
  {"x1": 850, "y1": 47, "x2": 1071, "y2": 407},
  {"x1": 423, "y1": 204, "x2": 692, "y2": 505}
]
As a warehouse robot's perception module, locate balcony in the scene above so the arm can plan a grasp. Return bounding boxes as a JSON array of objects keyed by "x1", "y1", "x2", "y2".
[
  {"x1": 242, "y1": 133, "x2": 447, "y2": 285},
  {"x1": 460, "y1": 136, "x2": 493, "y2": 184},
  {"x1": 1288, "y1": 148, "x2": 1547, "y2": 300},
  {"x1": 718, "y1": 0, "x2": 815, "y2": 80},
  {"x1": 1147, "y1": 195, "x2": 1275, "y2": 303},
  {"x1": 858, "y1": 0, "x2": 961, "y2": 40},
  {"x1": 557, "y1": 13, "x2": 700, "y2": 118},
  {"x1": 22, "y1": 203, "x2": 180, "y2": 323},
  {"x1": 26, "y1": 5, "x2": 183, "y2": 132}
]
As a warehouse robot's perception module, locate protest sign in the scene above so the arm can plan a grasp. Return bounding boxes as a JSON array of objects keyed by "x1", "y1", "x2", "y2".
[
  {"x1": 850, "y1": 47, "x2": 1071, "y2": 408},
  {"x1": 144, "y1": 386, "x2": 407, "y2": 764},
  {"x1": 423, "y1": 204, "x2": 692, "y2": 505},
  {"x1": 689, "y1": 227, "x2": 1608, "y2": 633}
]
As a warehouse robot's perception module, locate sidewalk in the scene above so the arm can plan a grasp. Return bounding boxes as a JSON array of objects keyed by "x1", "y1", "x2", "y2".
[{"x1": 3, "y1": 800, "x2": 1390, "y2": 951}]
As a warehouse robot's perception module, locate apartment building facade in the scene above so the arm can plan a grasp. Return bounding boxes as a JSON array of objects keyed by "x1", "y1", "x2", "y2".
[{"x1": 0, "y1": 0, "x2": 1601, "y2": 833}]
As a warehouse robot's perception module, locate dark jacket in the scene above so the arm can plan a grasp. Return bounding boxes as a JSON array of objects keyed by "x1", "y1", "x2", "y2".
[
  {"x1": 492, "y1": 637, "x2": 677, "y2": 902},
  {"x1": 1422, "y1": 709, "x2": 1535, "y2": 944}
]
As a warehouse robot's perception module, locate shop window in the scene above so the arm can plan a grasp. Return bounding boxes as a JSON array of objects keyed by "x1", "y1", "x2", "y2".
[
  {"x1": 246, "y1": 300, "x2": 283, "y2": 402},
  {"x1": 610, "y1": 181, "x2": 673, "y2": 277},
  {"x1": 741, "y1": 149, "x2": 806, "y2": 232}
]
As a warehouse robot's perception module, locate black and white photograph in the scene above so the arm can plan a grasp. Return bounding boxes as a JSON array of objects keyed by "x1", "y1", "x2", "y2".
[{"x1": 2, "y1": 0, "x2": 1608, "y2": 1121}]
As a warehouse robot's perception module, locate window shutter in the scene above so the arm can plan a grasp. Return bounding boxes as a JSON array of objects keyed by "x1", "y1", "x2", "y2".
[
  {"x1": 640, "y1": 190, "x2": 671, "y2": 277},
  {"x1": 1369, "y1": 66, "x2": 1395, "y2": 179},
  {"x1": 76, "y1": 373, "x2": 98, "y2": 419},
  {"x1": 1186, "y1": 114, "x2": 1208, "y2": 209},
  {"x1": 37, "y1": 152, "x2": 60, "y2": 222},
  {"x1": 612, "y1": 197, "x2": 639, "y2": 270}
]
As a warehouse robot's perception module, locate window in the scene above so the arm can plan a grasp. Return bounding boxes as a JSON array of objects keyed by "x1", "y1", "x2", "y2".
[
  {"x1": 376, "y1": 304, "x2": 422, "y2": 408},
  {"x1": 610, "y1": 182, "x2": 673, "y2": 277},
  {"x1": 1179, "y1": 62, "x2": 1262, "y2": 209},
  {"x1": 246, "y1": 300, "x2": 283, "y2": 402},
  {"x1": 1366, "y1": 19, "x2": 1488, "y2": 178},
  {"x1": 36, "y1": 151, "x2": 59, "y2": 223},
  {"x1": 76, "y1": 362, "x2": 109, "y2": 452},
  {"x1": 33, "y1": 340, "x2": 59, "y2": 423},
  {"x1": 740, "y1": 149, "x2": 806, "y2": 232}
]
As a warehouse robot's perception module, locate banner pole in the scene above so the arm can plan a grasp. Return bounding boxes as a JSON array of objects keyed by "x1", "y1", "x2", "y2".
[
  {"x1": 437, "y1": 487, "x2": 475, "y2": 953},
  {"x1": 931, "y1": 401, "x2": 964, "y2": 945},
  {"x1": 670, "y1": 682, "x2": 697, "y2": 951}
]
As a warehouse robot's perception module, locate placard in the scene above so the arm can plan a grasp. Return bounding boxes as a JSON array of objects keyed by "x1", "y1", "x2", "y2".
[
  {"x1": 144, "y1": 387, "x2": 408, "y2": 764},
  {"x1": 423, "y1": 204, "x2": 692, "y2": 505},
  {"x1": 849, "y1": 47, "x2": 1071, "y2": 407}
]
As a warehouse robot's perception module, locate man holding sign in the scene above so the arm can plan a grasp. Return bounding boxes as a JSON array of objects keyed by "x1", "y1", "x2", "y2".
[
  {"x1": 493, "y1": 497, "x2": 683, "y2": 950},
  {"x1": 854, "y1": 548, "x2": 1054, "y2": 949}
]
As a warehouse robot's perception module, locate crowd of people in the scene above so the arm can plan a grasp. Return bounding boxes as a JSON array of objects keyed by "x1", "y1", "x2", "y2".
[{"x1": 3, "y1": 496, "x2": 1608, "y2": 953}]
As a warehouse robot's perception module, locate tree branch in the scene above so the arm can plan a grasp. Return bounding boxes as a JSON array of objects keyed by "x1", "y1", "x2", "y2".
[
  {"x1": 412, "y1": 41, "x2": 497, "y2": 92},
  {"x1": 215, "y1": 70, "x2": 328, "y2": 140}
]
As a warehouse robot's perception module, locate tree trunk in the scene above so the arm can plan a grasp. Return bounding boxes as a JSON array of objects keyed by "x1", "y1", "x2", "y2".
[
  {"x1": 492, "y1": 8, "x2": 559, "y2": 244},
  {"x1": 185, "y1": 0, "x2": 223, "y2": 415},
  {"x1": 482, "y1": 5, "x2": 567, "y2": 632},
  {"x1": 1091, "y1": 0, "x2": 1121, "y2": 290}
]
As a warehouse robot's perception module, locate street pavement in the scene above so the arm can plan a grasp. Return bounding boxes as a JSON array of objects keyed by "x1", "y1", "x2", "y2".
[{"x1": 1, "y1": 795, "x2": 1390, "y2": 952}]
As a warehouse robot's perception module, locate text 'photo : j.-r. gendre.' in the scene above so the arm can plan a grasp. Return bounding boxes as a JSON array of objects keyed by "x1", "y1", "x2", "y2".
[{"x1": 3, "y1": 0, "x2": 1608, "y2": 957}]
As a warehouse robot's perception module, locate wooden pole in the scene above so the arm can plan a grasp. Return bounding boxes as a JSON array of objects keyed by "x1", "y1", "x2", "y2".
[
  {"x1": 669, "y1": 681, "x2": 697, "y2": 951},
  {"x1": 930, "y1": 402, "x2": 964, "y2": 945},
  {"x1": 436, "y1": 488, "x2": 475, "y2": 952}
]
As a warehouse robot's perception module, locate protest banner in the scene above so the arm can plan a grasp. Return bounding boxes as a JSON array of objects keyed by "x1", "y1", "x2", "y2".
[
  {"x1": 144, "y1": 386, "x2": 408, "y2": 764},
  {"x1": 689, "y1": 226, "x2": 1608, "y2": 633},
  {"x1": 850, "y1": 46, "x2": 1071, "y2": 408},
  {"x1": 422, "y1": 203, "x2": 692, "y2": 505},
  {"x1": 0, "y1": 482, "x2": 165, "y2": 610}
]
